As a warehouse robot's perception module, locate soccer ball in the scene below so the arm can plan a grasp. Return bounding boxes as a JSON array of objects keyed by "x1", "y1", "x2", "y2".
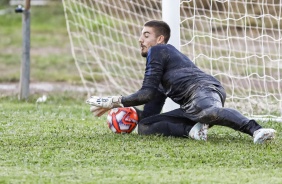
[{"x1": 107, "y1": 107, "x2": 138, "y2": 134}]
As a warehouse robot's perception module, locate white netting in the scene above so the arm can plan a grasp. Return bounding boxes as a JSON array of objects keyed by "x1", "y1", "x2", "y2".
[{"x1": 62, "y1": 0, "x2": 282, "y2": 120}]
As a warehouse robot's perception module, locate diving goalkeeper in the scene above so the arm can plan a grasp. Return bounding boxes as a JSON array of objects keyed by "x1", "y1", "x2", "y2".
[{"x1": 87, "y1": 20, "x2": 276, "y2": 144}]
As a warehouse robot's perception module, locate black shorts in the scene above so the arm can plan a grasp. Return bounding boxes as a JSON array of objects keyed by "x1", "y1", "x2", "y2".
[{"x1": 181, "y1": 84, "x2": 226, "y2": 122}]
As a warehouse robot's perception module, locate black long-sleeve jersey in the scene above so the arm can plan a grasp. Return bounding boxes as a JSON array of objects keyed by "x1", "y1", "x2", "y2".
[{"x1": 122, "y1": 44, "x2": 222, "y2": 107}]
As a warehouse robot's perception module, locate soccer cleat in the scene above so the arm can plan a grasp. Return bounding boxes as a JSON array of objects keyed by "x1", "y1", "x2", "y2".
[
  {"x1": 253, "y1": 128, "x2": 276, "y2": 144},
  {"x1": 189, "y1": 123, "x2": 209, "y2": 141}
]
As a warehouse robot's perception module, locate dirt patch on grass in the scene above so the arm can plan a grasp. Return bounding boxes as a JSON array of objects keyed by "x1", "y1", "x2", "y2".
[{"x1": 0, "y1": 82, "x2": 86, "y2": 96}]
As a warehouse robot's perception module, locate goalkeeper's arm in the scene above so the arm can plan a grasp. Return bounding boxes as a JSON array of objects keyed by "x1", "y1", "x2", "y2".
[
  {"x1": 121, "y1": 87, "x2": 158, "y2": 107},
  {"x1": 134, "y1": 89, "x2": 166, "y2": 120},
  {"x1": 86, "y1": 87, "x2": 160, "y2": 117}
]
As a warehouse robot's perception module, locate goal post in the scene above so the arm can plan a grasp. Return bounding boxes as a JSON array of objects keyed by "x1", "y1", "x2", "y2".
[
  {"x1": 62, "y1": 0, "x2": 282, "y2": 121},
  {"x1": 17, "y1": 0, "x2": 31, "y2": 100},
  {"x1": 162, "y1": 0, "x2": 180, "y2": 112}
]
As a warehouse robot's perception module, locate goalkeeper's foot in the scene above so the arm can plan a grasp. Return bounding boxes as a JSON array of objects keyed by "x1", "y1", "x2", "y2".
[
  {"x1": 189, "y1": 123, "x2": 209, "y2": 141},
  {"x1": 253, "y1": 128, "x2": 276, "y2": 144}
]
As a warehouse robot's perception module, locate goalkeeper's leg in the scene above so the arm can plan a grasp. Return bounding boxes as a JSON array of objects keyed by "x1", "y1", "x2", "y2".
[
  {"x1": 182, "y1": 85, "x2": 276, "y2": 143},
  {"x1": 182, "y1": 85, "x2": 260, "y2": 135},
  {"x1": 137, "y1": 108, "x2": 199, "y2": 137}
]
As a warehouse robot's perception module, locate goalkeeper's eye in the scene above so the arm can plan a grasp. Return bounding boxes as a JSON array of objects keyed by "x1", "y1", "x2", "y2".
[{"x1": 144, "y1": 32, "x2": 150, "y2": 38}]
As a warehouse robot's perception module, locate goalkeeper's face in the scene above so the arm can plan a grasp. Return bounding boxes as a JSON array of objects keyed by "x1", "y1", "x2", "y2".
[{"x1": 139, "y1": 26, "x2": 164, "y2": 57}]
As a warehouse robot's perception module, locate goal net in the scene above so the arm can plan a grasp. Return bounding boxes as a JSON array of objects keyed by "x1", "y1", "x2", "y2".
[{"x1": 62, "y1": 0, "x2": 282, "y2": 120}]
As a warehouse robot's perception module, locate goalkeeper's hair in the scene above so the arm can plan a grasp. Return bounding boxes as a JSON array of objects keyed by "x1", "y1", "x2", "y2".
[{"x1": 144, "y1": 20, "x2": 170, "y2": 43}]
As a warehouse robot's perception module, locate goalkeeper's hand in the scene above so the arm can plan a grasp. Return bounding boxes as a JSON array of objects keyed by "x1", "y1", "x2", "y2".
[
  {"x1": 86, "y1": 96, "x2": 123, "y2": 117},
  {"x1": 89, "y1": 106, "x2": 111, "y2": 117}
]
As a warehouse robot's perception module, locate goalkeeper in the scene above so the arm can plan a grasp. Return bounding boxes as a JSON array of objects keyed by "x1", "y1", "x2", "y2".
[{"x1": 87, "y1": 20, "x2": 276, "y2": 144}]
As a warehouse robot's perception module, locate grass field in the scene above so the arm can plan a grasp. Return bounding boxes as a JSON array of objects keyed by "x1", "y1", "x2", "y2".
[
  {"x1": 0, "y1": 95, "x2": 282, "y2": 183},
  {"x1": 0, "y1": 1, "x2": 282, "y2": 184}
]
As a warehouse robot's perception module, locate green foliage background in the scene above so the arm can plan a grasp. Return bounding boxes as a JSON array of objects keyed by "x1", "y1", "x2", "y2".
[{"x1": 0, "y1": 1, "x2": 80, "y2": 83}]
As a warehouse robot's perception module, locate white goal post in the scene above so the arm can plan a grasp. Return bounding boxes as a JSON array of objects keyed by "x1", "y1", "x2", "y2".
[{"x1": 62, "y1": 0, "x2": 282, "y2": 121}]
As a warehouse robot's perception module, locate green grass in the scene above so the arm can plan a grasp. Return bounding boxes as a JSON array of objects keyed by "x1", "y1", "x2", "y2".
[{"x1": 0, "y1": 95, "x2": 281, "y2": 183}]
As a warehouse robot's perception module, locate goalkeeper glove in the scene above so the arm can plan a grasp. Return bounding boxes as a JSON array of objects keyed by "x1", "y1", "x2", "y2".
[
  {"x1": 86, "y1": 96, "x2": 123, "y2": 117},
  {"x1": 86, "y1": 96, "x2": 123, "y2": 108}
]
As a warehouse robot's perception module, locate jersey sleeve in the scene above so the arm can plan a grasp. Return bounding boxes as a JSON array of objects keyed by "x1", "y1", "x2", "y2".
[
  {"x1": 141, "y1": 88, "x2": 166, "y2": 119},
  {"x1": 142, "y1": 47, "x2": 166, "y2": 89},
  {"x1": 121, "y1": 87, "x2": 158, "y2": 107},
  {"x1": 121, "y1": 46, "x2": 167, "y2": 107}
]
